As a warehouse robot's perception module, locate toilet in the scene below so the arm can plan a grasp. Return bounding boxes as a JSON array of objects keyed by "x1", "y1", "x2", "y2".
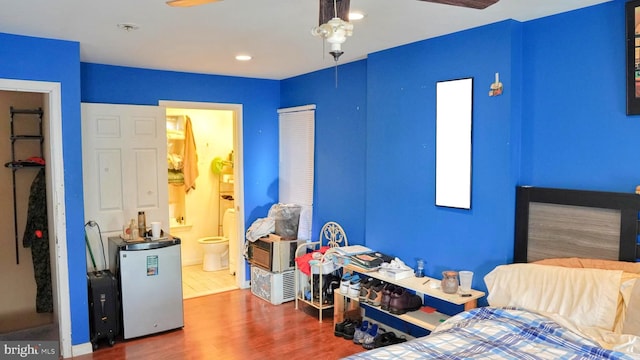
[{"x1": 198, "y1": 208, "x2": 236, "y2": 272}]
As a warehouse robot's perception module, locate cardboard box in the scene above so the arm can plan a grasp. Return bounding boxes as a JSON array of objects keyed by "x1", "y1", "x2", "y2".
[{"x1": 267, "y1": 233, "x2": 282, "y2": 242}]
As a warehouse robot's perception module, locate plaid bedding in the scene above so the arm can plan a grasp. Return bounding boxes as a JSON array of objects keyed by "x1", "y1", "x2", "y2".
[{"x1": 343, "y1": 307, "x2": 638, "y2": 360}]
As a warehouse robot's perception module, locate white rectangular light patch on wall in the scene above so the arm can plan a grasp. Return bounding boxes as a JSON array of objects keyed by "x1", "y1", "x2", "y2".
[{"x1": 435, "y1": 78, "x2": 473, "y2": 209}]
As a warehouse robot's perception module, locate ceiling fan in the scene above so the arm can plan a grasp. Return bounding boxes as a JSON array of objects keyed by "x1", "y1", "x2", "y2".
[
  {"x1": 318, "y1": 0, "x2": 499, "y2": 24},
  {"x1": 314, "y1": 0, "x2": 498, "y2": 62}
]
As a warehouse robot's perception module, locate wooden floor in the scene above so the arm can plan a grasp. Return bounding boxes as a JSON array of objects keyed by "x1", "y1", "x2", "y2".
[{"x1": 73, "y1": 289, "x2": 366, "y2": 360}]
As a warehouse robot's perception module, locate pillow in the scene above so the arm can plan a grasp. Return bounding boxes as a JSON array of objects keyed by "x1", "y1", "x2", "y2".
[
  {"x1": 620, "y1": 277, "x2": 640, "y2": 336},
  {"x1": 533, "y1": 258, "x2": 640, "y2": 333},
  {"x1": 533, "y1": 257, "x2": 640, "y2": 273},
  {"x1": 484, "y1": 263, "x2": 622, "y2": 331}
]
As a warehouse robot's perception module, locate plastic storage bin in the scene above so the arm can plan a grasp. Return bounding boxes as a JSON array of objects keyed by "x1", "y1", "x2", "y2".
[{"x1": 272, "y1": 204, "x2": 301, "y2": 239}]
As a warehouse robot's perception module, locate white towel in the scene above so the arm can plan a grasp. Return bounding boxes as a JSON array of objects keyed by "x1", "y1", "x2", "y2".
[{"x1": 183, "y1": 116, "x2": 198, "y2": 193}]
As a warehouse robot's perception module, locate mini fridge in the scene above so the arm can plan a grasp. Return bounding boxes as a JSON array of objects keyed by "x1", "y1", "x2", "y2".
[{"x1": 109, "y1": 236, "x2": 184, "y2": 339}]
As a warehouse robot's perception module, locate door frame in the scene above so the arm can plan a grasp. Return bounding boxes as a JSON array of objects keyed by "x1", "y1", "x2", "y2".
[
  {"x1": 159, "y1": 100, "x2": 247, "y2": 289},
  {"x1": 0, "y1": 78, "x2": 72, "y2": 357}
]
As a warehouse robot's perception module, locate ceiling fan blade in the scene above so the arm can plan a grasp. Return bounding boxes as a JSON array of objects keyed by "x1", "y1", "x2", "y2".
[
  {"x1": 166, "y1": 0, "x2": 221, "y2": 7},
  {"x1": 319, "y1": 0, "x2": 351, "y2": 25},
  {"x1": 418, "y1": 0, "x2": 499, "y2": 10}
]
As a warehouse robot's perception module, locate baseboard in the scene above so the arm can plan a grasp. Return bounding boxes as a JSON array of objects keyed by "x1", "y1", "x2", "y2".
[
  {"x1": 241, "y1": 279, "x2": 250, "y2": 289},
  {"x1": 71, "y1": 342, "x2": 93, "y2": 358}
]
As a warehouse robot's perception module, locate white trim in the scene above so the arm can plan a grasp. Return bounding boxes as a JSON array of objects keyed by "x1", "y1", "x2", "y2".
[
  {"x1": 71, "y1": 342, "x2": 94, "y2": 357},
  {"x1": 0, "y1": 79, "x2": 71, "y2": 358},
  {"x1": 277, "y1": 104, "x2": 316, "y2": 114},
  {"x1": 158, "y1": 100, "x2": 247, "y2": 289}
]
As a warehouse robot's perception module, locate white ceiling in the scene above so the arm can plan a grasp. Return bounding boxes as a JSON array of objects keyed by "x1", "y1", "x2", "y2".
[{"x1": 0, "y1": 0, "x2": 610, "y2": 80}]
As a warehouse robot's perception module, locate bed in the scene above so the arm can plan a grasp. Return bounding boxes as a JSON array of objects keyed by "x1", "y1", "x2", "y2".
[{"x1": 343, "y1": 186, "x2": 640, "y2": 359}]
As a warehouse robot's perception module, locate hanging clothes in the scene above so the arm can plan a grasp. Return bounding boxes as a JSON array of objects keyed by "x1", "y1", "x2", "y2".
[
  {"x1": 182, "y1": 115, "x2": 199, "y2": 193},
  {"x1": 23, "y1": 168, "x2": 53, "y2": 313}
]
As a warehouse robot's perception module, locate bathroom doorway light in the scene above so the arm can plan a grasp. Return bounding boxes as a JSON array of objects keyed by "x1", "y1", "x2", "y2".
[{"x1": 235, "y1": 55, "x2": 252, "y2": 61}]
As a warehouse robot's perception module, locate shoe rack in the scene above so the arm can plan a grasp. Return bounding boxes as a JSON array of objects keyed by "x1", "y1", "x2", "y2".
[
  {"x1": 294, "y1": 222, "x2": 349, "y2": 323},
  {"x1": 333, "y1": 264, "x2": 485, "y2": 332}
]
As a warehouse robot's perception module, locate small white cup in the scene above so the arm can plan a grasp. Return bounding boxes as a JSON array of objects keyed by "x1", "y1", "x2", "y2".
[
  {"x1": 459, "y1": 270, "x2": 474, "y2": 292},
  {"x1": 150, "y1": 221, "x2": 162, "y2": 239}
]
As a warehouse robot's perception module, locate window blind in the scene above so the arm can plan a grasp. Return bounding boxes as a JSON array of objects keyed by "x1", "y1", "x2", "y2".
[{"x1": 278, "y1": 105, "x2": 315, "y2": 241}]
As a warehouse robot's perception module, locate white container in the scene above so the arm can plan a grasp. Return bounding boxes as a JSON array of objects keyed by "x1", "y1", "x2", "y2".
[
  {"x1": 309, "y1": 259, "x2": 339, "y2": 274},
  {"x1": 459, "y1": 271, "x2": 474, "y2": 292},
  {"x1": 379, "y1": 267, "x2": 414, "y2": 280}
]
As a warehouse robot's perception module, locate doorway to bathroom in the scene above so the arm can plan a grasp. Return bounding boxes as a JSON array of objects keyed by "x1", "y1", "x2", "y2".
[{"x1": 160, "y1": 101, "x2": 245, "y2": 299}]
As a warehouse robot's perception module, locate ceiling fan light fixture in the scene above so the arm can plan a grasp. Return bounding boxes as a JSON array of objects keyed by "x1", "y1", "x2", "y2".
[{"x1": 311, "y1": 17, "x2": 353, "y2": 62}]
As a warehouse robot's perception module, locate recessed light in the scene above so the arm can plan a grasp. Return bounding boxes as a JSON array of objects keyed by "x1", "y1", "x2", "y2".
[
  {"x1": 235, "y1": 55, "x2": 252, "y2": 61},
  {"x1": 348, "y1": 12, "x2": 365, "y2": 21}
]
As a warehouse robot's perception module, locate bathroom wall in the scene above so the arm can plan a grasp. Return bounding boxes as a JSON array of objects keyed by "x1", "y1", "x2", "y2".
[
  {"x1": 0, "y1": 91, "x2": 46, "y2": 320},
  {"x1": 166, "y1": 108, "x2": 234, "y2": 266}
]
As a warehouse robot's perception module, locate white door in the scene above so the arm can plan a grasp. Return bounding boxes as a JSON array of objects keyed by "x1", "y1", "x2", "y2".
[{"x1": 82, "y1": 103, "x2": 169, "y2": 269}]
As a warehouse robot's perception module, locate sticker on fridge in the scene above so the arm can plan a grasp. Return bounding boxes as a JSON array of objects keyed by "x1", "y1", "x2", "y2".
[{"x1": 147, "y1": 255, "x2": 158, "y2": 276}]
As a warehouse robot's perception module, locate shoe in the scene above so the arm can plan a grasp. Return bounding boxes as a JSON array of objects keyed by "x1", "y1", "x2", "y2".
[
  {"x1": 352, "y1": 320, "x2": 369, "y2": 344},
  {"x1": 388, "y1": 287, "x2": 423, "y2": 315},
  {"x1": 380, "y1": 283, "x2": 396, "y2": 311},
  {"x1": 342, "y1": 319, "x2": 360, "y2": 340},
  {"x1": 334, "y1": 318, "x2": 352, "y2": 337},
  {"x1": 347, "y1": 275, "x2": 361, "y2": 298},
  {"x1": 373, "y1": 331, "x2": 407, "y2": 348},
  {"x1": 339, "y1": 273, "x2": 352, "y2": 295},
  {"x1": 362, "y1": 324, "x2": 381, "y2": 350},
  {"x1": 367, "y1": 281, "x2": 385, "y2": 306}
]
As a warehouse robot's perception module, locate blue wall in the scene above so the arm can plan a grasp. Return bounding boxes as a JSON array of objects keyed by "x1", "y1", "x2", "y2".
[
  {"x1": 281, "y1": 0, "x2": 639, "y2": 295},
  {"x1": 280, "y1": 60, "x2": 368, "y2": 244},
  {"x1": 0, "y1": 33, "x2": 87, "y2": 344},
  {"x1": 281, "y1": 20, "x2": 525, "y2": 294},
  {"x1": 1, "y1": 0, "x2": 637, "y2": 347},
  {"x1": 521, "y1": 0, "x2": 640, "y2": 192},
  {"x1": 365, "y1": 20, "x2": 523, "y2": 295}
]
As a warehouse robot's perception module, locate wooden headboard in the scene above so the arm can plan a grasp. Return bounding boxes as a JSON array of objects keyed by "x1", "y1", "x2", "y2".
[{"x1": 514, "y1": 186, "x2": 640, "y2": 263}]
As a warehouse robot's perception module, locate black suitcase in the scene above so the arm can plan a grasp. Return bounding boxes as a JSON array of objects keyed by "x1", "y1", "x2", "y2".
[{"x1": 87, "y1": 270, "x2": 119, "y2": 349}]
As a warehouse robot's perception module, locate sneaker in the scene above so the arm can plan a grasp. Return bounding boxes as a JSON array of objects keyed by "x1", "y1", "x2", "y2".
[
  {"x1": 367, "y1": 281, "x2": 385, "y2": 306},
  {"x1": 347, "y1": 275, "x2": 361, "y2": 298},
  {"x1": 362, "y1": 324, "x2": 380, "y2": 349},
  {"x1": 352, "y1": 320, "x2": 369, "y2": 344},
  {"x1": 339, "y1": 273, "x2": 352, "y2": 295}
]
